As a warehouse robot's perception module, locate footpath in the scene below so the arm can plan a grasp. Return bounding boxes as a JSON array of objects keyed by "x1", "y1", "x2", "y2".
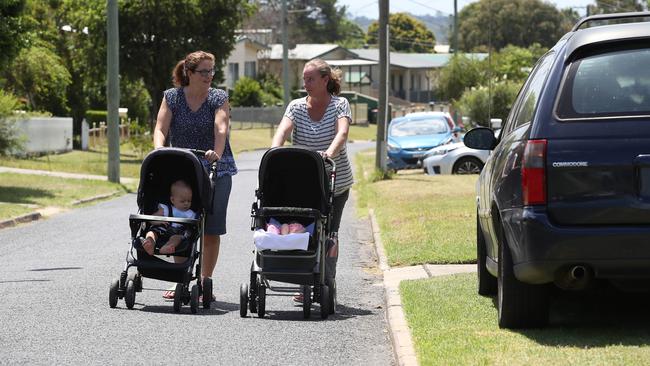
[{"x1": 1, "y1": 166, "x2": 476, "y2": 366}]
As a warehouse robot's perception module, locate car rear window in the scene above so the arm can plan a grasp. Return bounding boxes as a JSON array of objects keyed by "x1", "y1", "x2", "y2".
[
  {"x1": 390, "y1": 119, "x2": 448, "y2": 137},
  {"x1": 556, "y1": 47, "x2": 650, "y2": 119}
]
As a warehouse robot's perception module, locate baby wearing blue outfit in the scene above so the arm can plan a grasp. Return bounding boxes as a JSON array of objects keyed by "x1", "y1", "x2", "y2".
[{"x1": 141, "y1": 180, "x2": 196, "y2": 255}]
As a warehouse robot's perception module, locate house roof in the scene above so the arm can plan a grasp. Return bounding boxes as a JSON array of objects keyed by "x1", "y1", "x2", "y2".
[
  {"x1": 235, "y1": 35, "x2": 270, "y2": 50},
  {"x1": 349, "y1": 49, "x2": 489, "y2": 69},
  {"x1": 262, "y1": 44, "x2": 349, "y2": 60},
  {"x1": 327, "y1": 59, "x2": 377, "y2": 67}
]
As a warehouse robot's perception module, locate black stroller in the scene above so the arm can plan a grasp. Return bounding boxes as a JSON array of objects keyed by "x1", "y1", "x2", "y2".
[
  {"x1": 109, "y1": 147, "x2": 214, "y2": 313},
  {"x1": 240, "y1": 146, "x2": 337, "y2": 319}
]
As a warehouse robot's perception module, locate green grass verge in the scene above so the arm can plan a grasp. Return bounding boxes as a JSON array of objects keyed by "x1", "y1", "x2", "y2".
[
  {"x1": 348, "y1": 123, "x2": 377, "y2": 142},
  {"x1": 0, "y1": 172, "x2": 133, "y2": 222},
  {"x1": 401, "y1": 273, "x2": 650, "y2": 365},
  {"x1": 354, "y1": 149, "x2": 477, "y2": 266},
  {"x1": 0, "y1": 147, "x2": 143, "y2": 178}
]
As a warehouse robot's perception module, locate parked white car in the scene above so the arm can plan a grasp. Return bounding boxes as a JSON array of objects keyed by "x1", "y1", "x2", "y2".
[
  {"x1": 422, "y1": 142, "x2": 487, "y2": 174},
  {"x1": 422, "y1": 129, "x2": 500, "y2": 175}
]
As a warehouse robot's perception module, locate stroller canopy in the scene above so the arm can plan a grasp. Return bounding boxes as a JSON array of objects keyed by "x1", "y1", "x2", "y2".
[
  {"x1": 258, "y1": 146, "x2": 330, "y2": 214},
  {"x1": 137, "y1": 148, "x2": 212, "y2": 214}
]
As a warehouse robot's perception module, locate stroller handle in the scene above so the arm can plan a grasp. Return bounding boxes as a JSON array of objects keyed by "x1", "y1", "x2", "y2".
[{"x1": 188, "y1": 149, "x2": 218, "y2": 174}]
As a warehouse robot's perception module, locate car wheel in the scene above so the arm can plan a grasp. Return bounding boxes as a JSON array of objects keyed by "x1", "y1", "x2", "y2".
[
  {"x1": 477, "y1": 215, "x2": 497, "y2": 296},
  {"x1": 497, "y1": 228, "x2": 549, "y2": 329},
  {"x1": 453, "y1": 157, "x2": 484, "y2": 174}
]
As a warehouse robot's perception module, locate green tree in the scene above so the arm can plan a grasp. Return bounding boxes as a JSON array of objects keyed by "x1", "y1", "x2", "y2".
[
  {"x1": 61, "y1": 0, "x2": 253, "y2": 124},
  {"x1": 5, "y1": 45, "x2": 71, "y2": 115},
  {"x1": 256, "y1": 72, "x2": 283, "y2": 106},
  {"x1": 458, "y1": 81, "x2": 520, "y2": 126},
  {"x1": 491, "y1": 44, "x2": 546, "y2": 83},
  {"x1": 366, "y1": 13, "x2": 436, "y2": 52},
  {"x1": 338, "y1": 18, "x2": 366, "y2": 49},
  {"x1": 436, "y1": 54, "x2": 486, "y2": 102},
  {"x1": 458, "y1": 0, "x2": 571, "y2": 51},
  {"x1": 231, "y1": 77, "x2": 263, "y2": 107},
  {"x1": 0, "y1": 0, "x2": 30, "y2": 69}
]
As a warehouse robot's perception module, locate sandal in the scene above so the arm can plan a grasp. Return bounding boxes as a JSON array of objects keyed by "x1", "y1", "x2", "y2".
[{"x1": 162, "y1": 285, "x2": 176, "y2": 299}]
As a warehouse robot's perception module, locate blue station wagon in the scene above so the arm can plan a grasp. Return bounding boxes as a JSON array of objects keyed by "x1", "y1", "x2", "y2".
[{"x1": 464, "y1": 12, "x2": 650, "y2": 328}]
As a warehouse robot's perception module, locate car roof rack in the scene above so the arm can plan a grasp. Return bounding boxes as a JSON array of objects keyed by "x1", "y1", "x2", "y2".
[{"x1": 572, "y1": 11, "x2": 650, "y2": 31}]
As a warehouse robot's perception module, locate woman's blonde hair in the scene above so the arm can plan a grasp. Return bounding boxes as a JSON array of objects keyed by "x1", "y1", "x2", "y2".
[
  {"x1": 304, "y1": 58, "x2": 343, "y2": 95},
  {"x1": 172, "y1": 50, "x2": 215, "y2": 87}
]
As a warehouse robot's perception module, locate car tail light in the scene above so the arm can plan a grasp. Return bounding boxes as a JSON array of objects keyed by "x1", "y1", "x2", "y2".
[{"x1": 522, "y1": 139, "x2": 547, "y2": 205}]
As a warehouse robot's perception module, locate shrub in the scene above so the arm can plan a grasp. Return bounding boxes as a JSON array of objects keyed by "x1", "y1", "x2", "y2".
[
  {"x1": 458, "y1": 81, "x2": 520, "y2": 126},
  {"x1": 0, "y1": 90, "x2": 24, "y2": 155},
  {"x1": 230, "y1": 77, "x2": 263, "y2": 107},
  {"x1": 85, "y1": 110, "x2": 107, "y2": 126}
]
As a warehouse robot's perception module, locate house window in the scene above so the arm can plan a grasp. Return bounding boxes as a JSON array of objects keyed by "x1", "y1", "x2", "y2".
[
  {"x1": 228, "y1": 63, "x2": 239, "y2": 88},
  {"x1": 244, "y1": 61, "x2": 256, "y2": 78}
]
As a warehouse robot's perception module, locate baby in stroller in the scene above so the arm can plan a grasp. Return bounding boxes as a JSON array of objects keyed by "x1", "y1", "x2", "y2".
[
  {"x1": 141, "y1": 179, "x2": 196, "y2": 255},
  {"x1": 109, "y1": 147, "x2": 214, "y2": 313}
]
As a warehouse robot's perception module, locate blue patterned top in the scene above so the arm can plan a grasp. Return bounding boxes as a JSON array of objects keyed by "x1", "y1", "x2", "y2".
[{"x1": 163, "y1": 87, "x2": 237, "y2": 177}]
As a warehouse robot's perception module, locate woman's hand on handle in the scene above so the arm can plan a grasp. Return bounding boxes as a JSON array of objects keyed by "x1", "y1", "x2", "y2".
[{"x1": 204, "y1": 149, "x2": 221, "y2": 163}]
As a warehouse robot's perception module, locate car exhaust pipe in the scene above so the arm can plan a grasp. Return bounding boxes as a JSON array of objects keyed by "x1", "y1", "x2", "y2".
[{"x1": 554, "y1": 265, "x2": 594, "y2": 290}]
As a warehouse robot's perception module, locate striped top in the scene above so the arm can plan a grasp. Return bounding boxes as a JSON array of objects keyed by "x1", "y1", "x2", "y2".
[
  {"x1": 284, "y1": 95, "x2": 354, "y2": 196},
  {"x1": 164, "y1": 87, "x2": 237, "y2": 178}
]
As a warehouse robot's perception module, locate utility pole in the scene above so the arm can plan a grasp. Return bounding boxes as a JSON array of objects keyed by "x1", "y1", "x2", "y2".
[
  {"x1": 376, "y1": 0, "x2": 389, "y2": 172},
  {"x1": 453, "y1": 0, "x2": 458, "y2": 53},
  {"x1": 282, "y1": 0, "x2": 290, "y2": 108},
  {"x1": 107, "y1": 0, "x2": 120, "y2": 183}
]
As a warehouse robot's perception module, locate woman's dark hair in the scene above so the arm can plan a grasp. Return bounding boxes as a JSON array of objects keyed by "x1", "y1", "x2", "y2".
[
  {"x1": 172, "y1": 50, "x2": 215, "y2": 87},
  {"x1": 304, "y1": 58, "x2": 343, "y2": 95}
]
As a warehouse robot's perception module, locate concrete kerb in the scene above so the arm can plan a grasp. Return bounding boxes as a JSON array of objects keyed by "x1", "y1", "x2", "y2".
[{"x1": 368, "y1": 208, "x2": 476, "y2": 366}]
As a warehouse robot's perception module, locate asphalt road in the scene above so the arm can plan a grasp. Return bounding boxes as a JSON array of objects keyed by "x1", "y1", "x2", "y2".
[{"x1": 0, "y1": 142, "x2": 394, "y2": 365}]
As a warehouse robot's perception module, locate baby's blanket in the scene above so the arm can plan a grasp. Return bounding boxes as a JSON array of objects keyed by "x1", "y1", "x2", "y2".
[{"x1": 253, "y1": 229, "x2": 310, "y2": 251}]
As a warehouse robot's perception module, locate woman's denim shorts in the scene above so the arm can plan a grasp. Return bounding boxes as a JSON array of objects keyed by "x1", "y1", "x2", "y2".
[{"x1": 205, "y1": 174, "x2": 232, "y2": 235}]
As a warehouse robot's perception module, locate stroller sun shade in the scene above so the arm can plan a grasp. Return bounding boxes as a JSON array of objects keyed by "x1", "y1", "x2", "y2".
[
  {"x1": 258, "y1": 146, "x2": 330, "y2": 214},
  {"x1": 137, "y1": 148, "x2": 212, "y2": 214}
]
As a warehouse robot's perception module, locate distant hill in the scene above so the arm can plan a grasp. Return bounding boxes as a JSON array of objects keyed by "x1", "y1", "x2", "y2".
[{"x1": 350, "y1": 13, "x2": 451, "y2": 44}]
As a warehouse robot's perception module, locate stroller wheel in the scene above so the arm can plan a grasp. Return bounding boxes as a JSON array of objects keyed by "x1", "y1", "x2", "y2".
[
  {"x1": 202, "y1": 278, "x2": 212, "y2": 309},
  {"x1": 319, "y1": 285, "x2": 330, "y2": 319},
  {"x1": 256, "y1": 280, "x2": 266, "y2": 318},
  {"x1": 302, "y1": 285, "x2": 312, "y2": 319},
  {"x1": 190, "y1": 284, "x2": 199, "y2": 314},
  {"x1": 125, "y1": 280, "x2": 136, "y2": 309},
  {"x1": 109, "y1": 278, "x2": 119, "y2": 308},
  {"x1": 327, "y1": 278, "x2": 337, "y2": 315},
  {"x1": 249, "y1": 274, "x2": 258, "y2": 313},
  {"x1": 173, "y1": 283, "x2": 183, "y2": 313},
  {"x1": 239, "y1": 283, "x2": 249, "y2": 317},
  {"x1": 128, "y1": 271, "x2": 142, "y2": 292}
]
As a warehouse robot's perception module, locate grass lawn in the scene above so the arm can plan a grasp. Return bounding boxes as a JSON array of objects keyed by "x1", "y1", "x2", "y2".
[
  {"x1": 0, "y1": 172, "x2": 132, "y2": 222},
  {"x1": 401, "y1": 273, "x2": 650, "y2": 365},
  {"x1": 354, "y1": 149, "x2": 477, "y2": 266},
  {"x1": 0, "y1": 144, "x2": 143, "y2": 178}
]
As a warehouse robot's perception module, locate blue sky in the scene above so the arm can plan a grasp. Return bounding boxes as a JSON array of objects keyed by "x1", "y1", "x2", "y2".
[{"x1": 340, "y1": 0, "x2": 595, "y2": 18}]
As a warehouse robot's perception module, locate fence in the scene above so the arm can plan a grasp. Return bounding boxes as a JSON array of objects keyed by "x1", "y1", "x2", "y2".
[{"x1": 87, "y1": 121, "x2": 131, "y2": 146}]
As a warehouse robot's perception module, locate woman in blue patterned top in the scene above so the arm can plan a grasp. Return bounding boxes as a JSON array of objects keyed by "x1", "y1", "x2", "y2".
[
  {"x1": 272, "y1": 58, "x2": 353, "y2": 302},
  {"x1": 153, "y1": 50, "x2": 237, "y2": 302}
]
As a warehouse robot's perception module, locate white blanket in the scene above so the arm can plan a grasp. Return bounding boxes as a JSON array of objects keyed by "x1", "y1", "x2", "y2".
[{"x1": 253, "y1": 229, "x2": 310, "y2": 251}]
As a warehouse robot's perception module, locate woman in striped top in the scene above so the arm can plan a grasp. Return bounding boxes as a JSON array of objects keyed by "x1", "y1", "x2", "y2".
[{"x1": 272, "y1": 58, "x2": 353, "y2": 292}]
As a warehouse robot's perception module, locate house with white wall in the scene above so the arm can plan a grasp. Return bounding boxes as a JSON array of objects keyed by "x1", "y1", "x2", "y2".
[{"x1": 223, "y1": 35, "x2": 270, "y2": 89}]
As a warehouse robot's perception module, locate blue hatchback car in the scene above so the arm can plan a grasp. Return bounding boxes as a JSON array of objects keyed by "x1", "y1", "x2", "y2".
[{"x1": 387, "y1": 112, "x2": 459, "y2": 170}]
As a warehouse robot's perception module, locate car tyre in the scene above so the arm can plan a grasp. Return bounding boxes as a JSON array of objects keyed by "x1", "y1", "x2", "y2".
[
  {"x1": 477, "y1": 215, "x2": 497, "y2": 296},
  {"x1": 453, "y1": 157, "x2": 484, "y2": 174},
  {"x1": 497, "y1": 229, "x2": 549, "y2": 329}
]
